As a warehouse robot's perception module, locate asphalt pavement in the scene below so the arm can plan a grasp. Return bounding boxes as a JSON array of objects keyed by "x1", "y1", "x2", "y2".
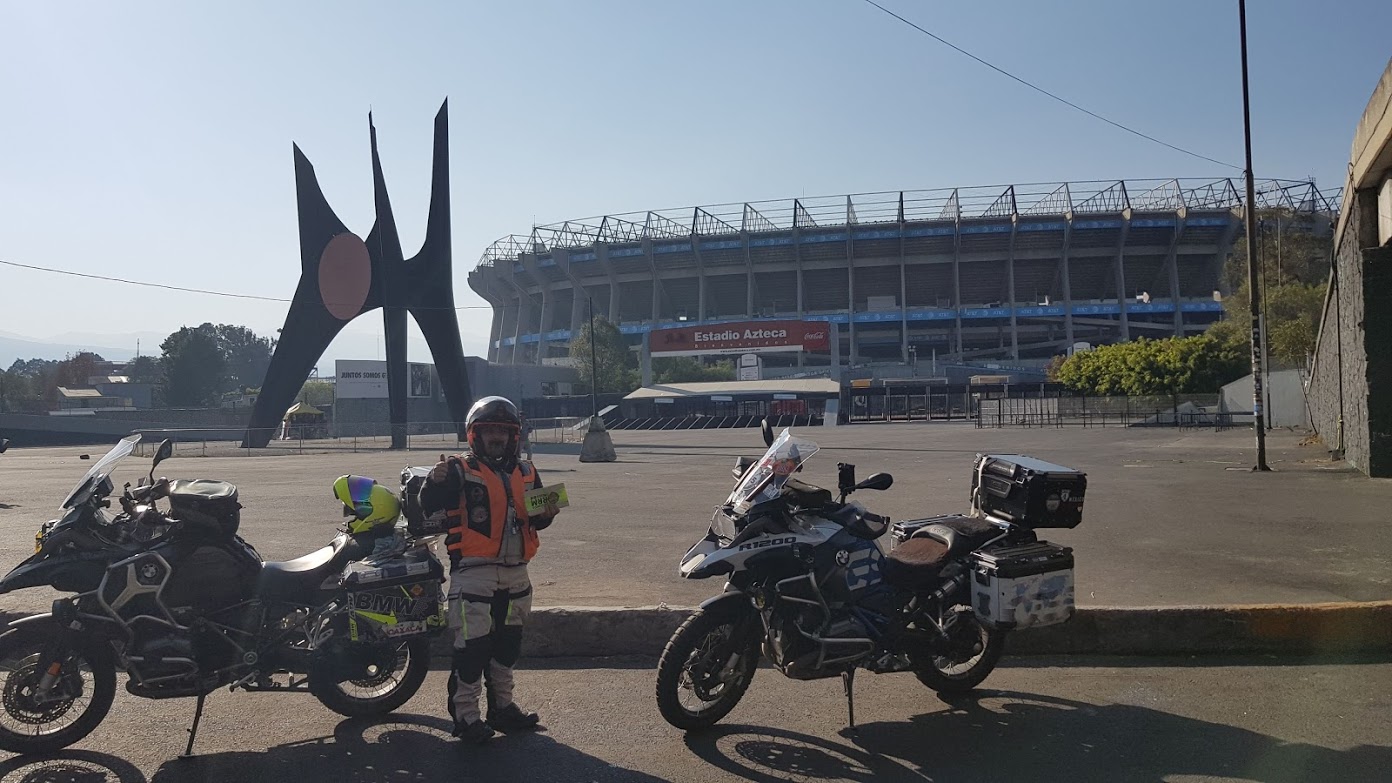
[
  {"x1": 1, "y1": 423, "x2": 1388, "y2": 619},
  {"x1": 0, "y1": 655, "x2": 1386, "y2": 782}
]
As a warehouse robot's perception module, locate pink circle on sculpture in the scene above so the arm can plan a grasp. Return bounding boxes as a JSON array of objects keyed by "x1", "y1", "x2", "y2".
[{"x1": 318, "y1": 233, "x2": 372, "y2": 321}]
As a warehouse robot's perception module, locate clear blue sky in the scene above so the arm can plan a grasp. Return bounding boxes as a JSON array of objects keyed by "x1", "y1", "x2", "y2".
[{"x1": 2, "y1": 0, "x2": 1388, "y2": 365}]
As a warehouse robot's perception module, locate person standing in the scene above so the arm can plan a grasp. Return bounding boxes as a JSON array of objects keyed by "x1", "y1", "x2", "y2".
[{"x1": 420, "y1": 396, "x2": 559, "y2": 743}]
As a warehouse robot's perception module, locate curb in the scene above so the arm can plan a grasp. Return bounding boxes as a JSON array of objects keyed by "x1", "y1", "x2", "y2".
[
  {"x1": 5, "y1": 602, "x2": 1387, "y2": 661},
  {"x1": 450, "y1": 601, "x2": 1392, "y2": 660}
]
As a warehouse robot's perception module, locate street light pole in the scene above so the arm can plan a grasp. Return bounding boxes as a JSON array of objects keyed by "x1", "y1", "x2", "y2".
[{"x1": 1239, "y1": 0, "x2": 1270, "y2": 470}]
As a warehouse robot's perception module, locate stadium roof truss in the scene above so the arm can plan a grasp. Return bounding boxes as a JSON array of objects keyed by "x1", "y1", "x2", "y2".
[{"x1": 478, "y1": 178, "x2": 1342, "y2": 266}]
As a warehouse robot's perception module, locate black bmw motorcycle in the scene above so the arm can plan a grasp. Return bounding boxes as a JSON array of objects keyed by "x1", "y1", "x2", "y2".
[
  {"x1": 0, "y1": 435, "x2": 445, "y2": 756},
  {"x1": 656, "y1": 421, "x2": 1084, "y2": 731}
]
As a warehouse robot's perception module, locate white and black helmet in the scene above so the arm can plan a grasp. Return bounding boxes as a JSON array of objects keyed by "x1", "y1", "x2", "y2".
[{"x1": 465, "y1": 396, "x2": 522, "y2": 468}]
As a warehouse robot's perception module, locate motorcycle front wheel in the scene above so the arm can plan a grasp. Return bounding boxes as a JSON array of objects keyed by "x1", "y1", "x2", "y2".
[
  {"x1": 309, "y1": 636, "x2": 431, "y2": 718},
  {"x1": 911, "y1": 605, "x2": 1006, "y2": 694},
  {"x1": 0, "y1": 623, "x2": 116, "y2": 755},
  {"x1": 655, "y1": 605, "x2": 759, "y2": 731}
]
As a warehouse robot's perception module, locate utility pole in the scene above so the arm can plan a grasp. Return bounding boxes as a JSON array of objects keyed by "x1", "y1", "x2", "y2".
[
  {"x1": 579, "y1": 296, "x2": 616, "y2": 462},
  {"x1": 1239, "y1": 0, "x2": 1270, "y2": 470},
  {"x1": 588, "y1": 297, "x2": 598, "y2": 419}
]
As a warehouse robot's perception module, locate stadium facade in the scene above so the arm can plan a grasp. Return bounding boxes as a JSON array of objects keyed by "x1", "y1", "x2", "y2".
[{"x1": 469, "y1": 179, "x2": 1338, "y2": 369}]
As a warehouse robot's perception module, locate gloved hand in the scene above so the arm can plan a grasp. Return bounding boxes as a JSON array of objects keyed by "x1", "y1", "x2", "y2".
[
  {"x1": 531, "y1": 501, "x2": 560, "y2": 531},
  {"x1": 429, "y1": 454, "x2": 463, "y2": 486}
]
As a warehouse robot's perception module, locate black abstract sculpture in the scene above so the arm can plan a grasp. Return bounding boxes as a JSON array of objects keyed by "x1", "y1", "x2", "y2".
[{"x1": 242, "y1": 101, "x2": 472, "y2": 449}]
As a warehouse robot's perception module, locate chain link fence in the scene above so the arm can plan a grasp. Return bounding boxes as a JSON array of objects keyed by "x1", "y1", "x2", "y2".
[
  {"x1": 129, "y1": 418, "x2": 591, "y2": 458},
  {"x1": 975, "y1": 394, "x2": 1241, "y2": 429}
]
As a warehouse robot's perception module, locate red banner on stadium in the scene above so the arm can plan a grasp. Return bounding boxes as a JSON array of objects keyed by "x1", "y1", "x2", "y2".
[{"x1": 650, "y1": 320, "x2": 830, "y2": 356}]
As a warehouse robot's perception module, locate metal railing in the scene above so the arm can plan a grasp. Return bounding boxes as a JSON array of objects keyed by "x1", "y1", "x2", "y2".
[
  {"x1": 974, "y1": 394, "x2": 1239, "y2": 429},
  {"x1": 478, "y1": 178, "x2": 1341, "y2": 266}
]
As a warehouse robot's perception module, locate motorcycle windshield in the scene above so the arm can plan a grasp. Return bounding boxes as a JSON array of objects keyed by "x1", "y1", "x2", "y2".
[
  {"x1": 726, "y1": 428, "x2": 819, "y2": 514},
  {"x1": 61, "y1": 435, "x2": 141, "y2": 509}
]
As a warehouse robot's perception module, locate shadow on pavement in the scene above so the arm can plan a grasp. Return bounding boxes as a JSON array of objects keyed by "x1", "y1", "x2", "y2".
[
  {"x1": 685, "y1": 689, "x2": 1392, "y2": 783},
  {"x1": 149, "y1": 714, "x2": 667, "y2": 783},
  {"x1": 999, "y1": 653, "x2": 1392, "y2": 670},
  {"x1": 0, "y1": 715, "x2": 666, "y2": 783}
]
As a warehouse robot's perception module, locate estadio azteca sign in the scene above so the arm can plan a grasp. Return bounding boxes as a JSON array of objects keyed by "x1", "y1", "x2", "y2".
[{"x1": 650, "y1": 320, "x2": 831, "y2": 356}]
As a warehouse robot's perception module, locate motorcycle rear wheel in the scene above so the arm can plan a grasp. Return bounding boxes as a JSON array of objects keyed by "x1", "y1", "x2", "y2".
[
  {"x1": 656, "y1": 605, "x2": 759, "y2": 731},
  {"x1": 911, "y1": 605, "x2": 1006, "y2": 694},
  {"x1": 309, "y1": 636, "x2": 431, "y2": 717},
  {"x1": 0, "y1": 623, "x2": 116, "y2": 755}
]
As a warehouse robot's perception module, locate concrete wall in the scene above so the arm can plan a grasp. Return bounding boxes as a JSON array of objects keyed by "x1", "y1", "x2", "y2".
[
  {"x1": 1307, "y1": 58, "x2": 1392, "y2": 476},
  {"x1": 463, "y1": 358, "x2": 578, "y2": 402},
  {"x1": 1221, "y1": 369, "x2": 1308, "y2": 428},
  {"x1": 331, "y1": 397, "x2": 454, "y2": 437}
]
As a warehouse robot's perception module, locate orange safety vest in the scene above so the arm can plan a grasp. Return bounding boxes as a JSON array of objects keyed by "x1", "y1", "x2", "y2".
[{"x1": 445, "y1": 457, "x2": 540, "y2": 562}]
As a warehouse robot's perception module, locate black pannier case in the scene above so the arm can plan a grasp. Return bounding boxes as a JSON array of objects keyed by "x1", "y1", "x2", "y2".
[
  {"x1": 971, "y1": 454, "x2": 1086, "y2": 529},
  {"x1": 339, "y1": 546, "x2": 446, "y2": 642}
]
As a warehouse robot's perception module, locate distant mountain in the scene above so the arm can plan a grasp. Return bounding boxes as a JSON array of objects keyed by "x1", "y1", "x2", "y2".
[
  {"x1": 1, "y1": 329, "x2": 493, "y2": 374},
  {"x1": 0, "y1": 334, "x2": 137, "y2": 366}
]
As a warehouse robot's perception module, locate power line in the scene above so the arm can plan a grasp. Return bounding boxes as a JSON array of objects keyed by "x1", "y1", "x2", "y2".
[
  {"x1": 859, "y1": 0, "x2": 1241, "y2": 171},
  {"x1": 0, "y1": 259, "x2": 492, "y2": 311}
]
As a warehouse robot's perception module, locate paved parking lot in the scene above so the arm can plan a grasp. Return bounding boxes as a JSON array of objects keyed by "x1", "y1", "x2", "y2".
[
  {"x1": 1, "y1": 654, "x2": 1388, "y2": 782},
  {"x1": 1, "y1": 423, "x2": 1388, "y2": 617}
]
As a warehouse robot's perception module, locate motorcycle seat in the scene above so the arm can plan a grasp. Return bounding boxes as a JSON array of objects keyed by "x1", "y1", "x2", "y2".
[
  {"x1": 257, "y1": 534, "x2": 366, "y2": 601},
  {"x1": 882, "y1": 538, "x2": 949, "y2": 591},
  {"x1": 911, "y1": 516, "x2": 1000, "y2": 559}
]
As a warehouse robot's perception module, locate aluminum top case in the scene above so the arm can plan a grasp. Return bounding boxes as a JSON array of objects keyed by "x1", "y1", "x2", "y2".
[{"x1": 971, "y1": 454, "x2": 1086, "y2": 529}]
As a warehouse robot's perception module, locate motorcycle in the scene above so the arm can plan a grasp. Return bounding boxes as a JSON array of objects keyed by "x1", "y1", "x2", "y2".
[
  {"x1": 656, "y1": 421, "x2": 1083, "y2": 730},
  {"x1": 0, "y1": 435, "x2": 446, "y2": 756}
]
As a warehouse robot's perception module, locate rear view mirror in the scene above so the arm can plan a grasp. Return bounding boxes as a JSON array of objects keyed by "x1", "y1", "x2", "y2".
[
  {"x1": 150, "y1": 439, "x2": 173, "y2": 482},
  {"x1": 153, "y1": 439, "x2": 173, "y2": 469},
  {"x1": 856, "y1": 472, "x2": 894, "y2": 492},
  {"x1": 761, "y1": 418, "x2": 774, "y2": 447},
  {"x1": 733, "y1": 456, "x2": 756, "y2": 480}
]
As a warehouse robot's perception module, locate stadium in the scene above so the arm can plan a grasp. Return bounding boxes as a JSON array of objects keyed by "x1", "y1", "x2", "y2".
[{"x1": 468, "y1": 178, "x2": 1338, "y2": 373}]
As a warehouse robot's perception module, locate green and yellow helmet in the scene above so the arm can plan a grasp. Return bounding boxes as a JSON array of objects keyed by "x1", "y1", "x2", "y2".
[{"x1": 332, "y1": 475, "x2": 401, "y2": 535}]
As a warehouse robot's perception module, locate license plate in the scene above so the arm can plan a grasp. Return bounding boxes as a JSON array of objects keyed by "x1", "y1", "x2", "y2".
[{"x1": 33, "y1": 527, "x2": 43, "y2": 553}]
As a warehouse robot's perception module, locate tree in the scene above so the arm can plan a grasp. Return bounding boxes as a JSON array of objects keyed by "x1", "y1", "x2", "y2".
[
  {"x1": 52, "y1": 352, "x2": 104, "y2": 388},
  {"x1": 1211, "y1": 281, "x2": 1325, "y2": 368},
  {"x1": 155, "y1": 323, "x2": 275, "y2": 406},
  {"x1": 126, "y1": 355, "x2": 162, "y2": 384},
  {"x1": 652, "y1": 357, "x2": 736, "y2": 384},
  {"x1": 161, "y1": 325, "x2": 226, "y2": 406},
  {"x1": 1053, "y1": 336, "x2": 1245, "y2": 397},
  {"x1": 0, "y1": 370, "x2": 36, "y2": 413},
  {"x1": 7, "y1": 358, "x2": 58, "y2": 378},
  {"x1": 2, "y1": 359, "x2": 56, "y2": 412},
  {"x1": 214, "y1": 324, "x2": 274, "y2": 392},
  {"x1": 1212, "y1": 208, "x2": 1333, "y2": 368},
  {"x1": 569, "y1": 315, "x2": 638, "y2": 394},
  {"x1": 1224, "y1": 208, "x2": 1333, "y2": 292},
  {"x1": 298, "y1": 380, "x2": 334, "y2": 406}
]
